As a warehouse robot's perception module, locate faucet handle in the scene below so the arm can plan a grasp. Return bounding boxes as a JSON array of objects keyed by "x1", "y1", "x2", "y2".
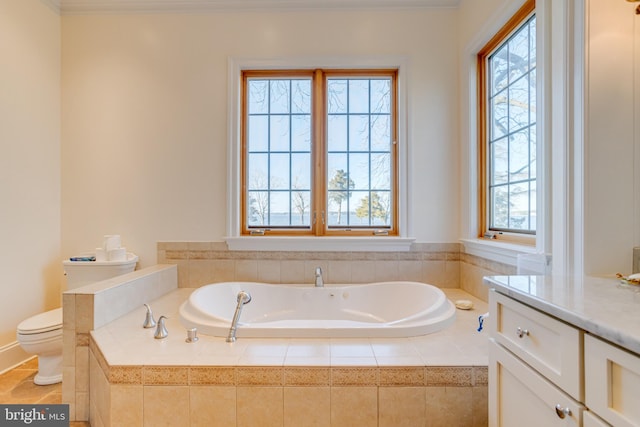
[
  {"x1": 154, "y1": 316, "x2": 168, "y2": 339},
  {"x1": 143, "y1": 303, "x2": 157, "y2": 329}
]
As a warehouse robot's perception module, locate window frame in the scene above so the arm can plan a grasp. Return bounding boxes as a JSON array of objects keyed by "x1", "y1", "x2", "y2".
[
  {"x1": 477, "y1": 0, "x2": 536, "y2": 245},
  {"x1": 240, "y1": 68, "x2": 399, "y2": 237}
]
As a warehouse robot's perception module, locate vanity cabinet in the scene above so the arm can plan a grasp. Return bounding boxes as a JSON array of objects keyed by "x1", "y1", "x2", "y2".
[
  {"x1": 489, "y1": 288, "x2": 640, "y2": 427},
  {"x1": 490, "y1": 341, "x2": 583, "y2": 426},
  {"x1": 585, "y1": 334, "x2": 640, "y2": 427},
  {"x1": 489, "y1": 290, "x2": 584, "y2": 426},
  {"x1": 583, "y1": 412, "x2": 612, "y2": 427}
]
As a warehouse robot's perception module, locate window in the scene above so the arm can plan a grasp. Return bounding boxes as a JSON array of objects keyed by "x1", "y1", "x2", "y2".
[
  {"x1": 478, "y1": 0, "x2": 536, "y2": 240},
  {"x1": 241, "y1": 69, "x2": 398, "y2": 236}
]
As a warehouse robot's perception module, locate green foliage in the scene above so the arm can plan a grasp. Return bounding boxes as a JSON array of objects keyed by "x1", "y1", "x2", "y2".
[
  {"x1": 356, "y1": 192, "x2": 389, "y2": 223},
  {"x1": 328, "y1": 169, "x2": 354, "y2": 224}
]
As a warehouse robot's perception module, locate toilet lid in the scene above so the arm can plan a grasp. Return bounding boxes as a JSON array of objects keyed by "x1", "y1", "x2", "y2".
[{"x1": 17, "y1": 308, "x2": 63, "y2": 334}]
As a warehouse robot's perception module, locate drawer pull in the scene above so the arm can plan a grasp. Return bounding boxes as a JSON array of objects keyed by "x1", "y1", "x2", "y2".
[
  {"x1": 516, "y1": 327, "x2": 529, "y2": 338},
  {"x1": 554, "y1": 404, "x2": 571, "y2": 419}
]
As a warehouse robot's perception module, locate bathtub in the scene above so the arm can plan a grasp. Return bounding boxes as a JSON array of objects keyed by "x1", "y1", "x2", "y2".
[{"x1": 179, "y1": 281, "x2": 456, "y2": 338}]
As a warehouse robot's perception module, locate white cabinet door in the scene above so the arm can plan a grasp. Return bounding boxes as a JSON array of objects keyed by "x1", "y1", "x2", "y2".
[
  {"x1": 584, "y1": 411, "x2": 611, "y2": 427},
  {"x1": 585, "y1": 334, "x2": 640, "y2": 427},
  {"x1": 489, "y1": 340, "x2": 583, "y2": 427}
]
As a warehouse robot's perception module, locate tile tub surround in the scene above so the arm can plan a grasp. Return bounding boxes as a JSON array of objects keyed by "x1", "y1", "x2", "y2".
[
  {"x1": 88, "y1": 288, "x2": 489, "y2": 426},
  {"x1": 62, "y1": 264, "x2": 178, "y2": 422},
  {"x1": 157, "y1": 242, "x2": 463, "y2": 290},
  {"x1": 157, "y1": 241, "x2": 514, "y2": 304}
]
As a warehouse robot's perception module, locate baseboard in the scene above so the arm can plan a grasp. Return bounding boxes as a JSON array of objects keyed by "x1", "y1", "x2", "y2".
[{"x1": 0, "y1": 341, "x2": 33, "y2": 375}]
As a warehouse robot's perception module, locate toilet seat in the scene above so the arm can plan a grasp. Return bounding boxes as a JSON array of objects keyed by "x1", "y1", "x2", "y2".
[{"x1": 17, "y1": 308, "x2": 62, "y2": 335}]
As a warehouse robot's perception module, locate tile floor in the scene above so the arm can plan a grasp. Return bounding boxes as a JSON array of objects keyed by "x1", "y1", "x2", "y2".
[{"x1": 0, "y1": 357, "x2": 89, "y2": 427}]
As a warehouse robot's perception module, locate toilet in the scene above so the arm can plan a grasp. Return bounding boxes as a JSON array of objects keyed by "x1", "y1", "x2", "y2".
[{"x1": 16, "y1": 252, "x2": 138, "y2": 385}]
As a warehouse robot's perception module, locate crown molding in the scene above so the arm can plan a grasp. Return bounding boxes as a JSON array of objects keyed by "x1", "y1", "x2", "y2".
[{"x1": 56, "y1": 0, "x2": 459, "y2": 15}]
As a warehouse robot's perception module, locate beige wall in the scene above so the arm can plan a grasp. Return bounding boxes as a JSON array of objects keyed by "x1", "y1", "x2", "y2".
[
  {"x1": 60, "y1": 9, "x2": 460, "y2": 267},
  {"x1": 0, "y1": 0, "x2": 61, "y2": 358},
  {"x1": 584, "y1": 0, "x2": 639, "y2": 275}
]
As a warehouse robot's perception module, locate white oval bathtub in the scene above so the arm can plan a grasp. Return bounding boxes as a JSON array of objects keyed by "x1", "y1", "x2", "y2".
[{"x1": 179, "y1": 281, "x2": 456, "y2": 338}]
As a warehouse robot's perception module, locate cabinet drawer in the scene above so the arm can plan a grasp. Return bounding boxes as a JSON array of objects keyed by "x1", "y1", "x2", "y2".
[
  {"x1": 585, "y1": 334, "x2": 640, "y2": 427},
  {"x1": 489, "y1": 340, "x2": 583, "y2": 427},
  {"x1": 489, "y1": 290, "x2": 583, "y2": 400}
]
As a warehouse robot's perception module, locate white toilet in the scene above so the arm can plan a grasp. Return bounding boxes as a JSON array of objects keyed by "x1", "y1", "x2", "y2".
[{"x1": 16, "y1": 252, "x2": 138, "y2": 385}]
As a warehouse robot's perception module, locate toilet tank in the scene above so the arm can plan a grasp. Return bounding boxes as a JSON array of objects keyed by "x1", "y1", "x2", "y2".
[{"x1": 62, "y1": 253, "x2": 138, "y2": 289}]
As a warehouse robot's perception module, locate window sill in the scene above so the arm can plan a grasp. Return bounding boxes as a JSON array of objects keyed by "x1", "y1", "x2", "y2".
[
  {"x1": 225, "y1": 236, "x2": 416, "y2": 252},
  {"x1": 460, "y1": 238, "x2": 538, "y2": 267}
]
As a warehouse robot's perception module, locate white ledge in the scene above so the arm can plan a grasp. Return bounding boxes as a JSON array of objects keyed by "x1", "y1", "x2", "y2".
[
  {"x1": 460, "y1": 238, "x2": 538, "y2": 267},
  {"x1": 225, "y1": 236, "x2": 416, "y2": 252}
]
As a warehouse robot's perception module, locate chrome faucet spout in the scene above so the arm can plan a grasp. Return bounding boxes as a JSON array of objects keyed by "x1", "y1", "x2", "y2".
[
  {"x1": 314, "y1": 267, "x2": 324, "y2": 287},
  {"x1": 226, "y1": 291, "x2": 251, "y2": 343}
]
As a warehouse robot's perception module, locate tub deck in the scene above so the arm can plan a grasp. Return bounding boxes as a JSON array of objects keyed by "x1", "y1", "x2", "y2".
[
  {"x1": 89, "y1": 288, "x2": 489, "y2": 426},
  {"x1": 92, "y1": 288, "x2": 487, "y2": 367}
]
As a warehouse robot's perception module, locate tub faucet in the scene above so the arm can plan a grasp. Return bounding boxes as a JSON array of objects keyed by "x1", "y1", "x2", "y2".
[
  {"x1": 226, "y1": 291, "x2": 251, "y2": 343},
  {"x1": 154, "y1": 316, "x2": 168, "y2": 339},
  {"x1": 142, "y1": 303, "x2": 156, "y2": 329},
  {"x1": 315, "y1": 267, "x2": 324, "y2": 287}
]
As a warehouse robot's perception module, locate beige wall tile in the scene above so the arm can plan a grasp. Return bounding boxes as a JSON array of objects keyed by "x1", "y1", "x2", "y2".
[
  {"x1": 175, "y1": 260, "x2": 189, "y2": 288},
  {"x1": 422, "y1": 260, "x2": 447, "y2": 288},
  {"x1": 330, "y1": 386, "x2": 377, "y2": 427},
  {"x1": 444, "y1": 260, "x2": 461, "y2": 287},
  {"x1": 63, "y1": 330, "x2": 76, "y2": 367},
  {"x1": 280, "y1": 260, "x2": 305, "y2": 283},
  {"x1": 425, "y1": 386, "x2": 473, "y2": 427},
  {"x1": 284, "y1": 386, "x2": 330, "y2": 427},
  {"x1": 472, "y1": 386, "x2": 488, "y2": 427},
  {"x1": 237, "y1": 386, "x2": 283, "y2": 427},
  {"x1": 331, "y1": 367, "x2": 378, "y2": 386},
  {"x1": 284, "y1": 367, "x2": 330, "y2": 386},
  {"x1": 257, "y1": 260, "x2": 281, "y2": 283},
  {"x1": 75, "y1": 294, "x2": 94, "y2": 333},
  {"x1": 327, "y1": 260, "x2": 352, "y2": 284},
  {"x1": 143, "y1": 367, "x2": 189, "y2": 385},
  {"x1": 236, "y1": 367, "x2": 283, "y2": 386},
  {"x1": 159, "y1": 242, "x2": 189, "y2": 251},
  {"x1": 190, "y1": 386, "x2": 236, "y2": 427},
  {"x1": 89, "y1": 351, "x2": 109, "y2": 427},
  {"x1": 236, "y1": 260, "x2": 258, "y2": 282},
  {"x1": 62, "y1": 367, "x2": 76, "y2": 406},
  {"x1": 143, "y1": 386, "x2": 190, "y2": 427},
  {"x1": 425, "y1": 367, "x2": 473, "y2": 387},
  {"x1": 75, "y1": 346, "x2": 89, "y2": 392},
  {"x1": 351, "y1": 260, "x2": 377, "y2": 283},
  {"x1": 187, "y1": 259, "x2": 214, "y2": 287},
  {"x1": 75, "y1": 391, "x2": 89, "y2": 421},
  {"x1": 374, "y1": 261, "x2": 399, "y2": 282},
  {"x1": 63, "y1": 294, "x2": 75, "y2": 328},
  {"x1": 189, "y1": 367, "x2": 235, "y2": 386},
  {"x1": 211, "y1": 259, "x2": 235, "y2": 283},
  {"x1": 188, "y1": 242, "x2": 213, "y2": 251},
  {"x1": 111, "y1": 385, "x2": 143, "y2": 427},
  {"x1": 473, "y1": 366, "x2": 488, "y2": 386},
  {"x1": 109, "y1": 366, "x2": 143, "y2": 385},
  {"x1": 379, "y1": 387, "x2": 426, "y2": 427},
  {"x1": 397, "y1": 260, "x2": 424, "y2": 282},
  {"x1": 379, "y1": 367, "x2": 424, "y2": 386}
]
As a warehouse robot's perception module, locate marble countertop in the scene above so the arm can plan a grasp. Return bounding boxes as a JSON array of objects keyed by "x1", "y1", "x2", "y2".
[{"x1": 484, "y1": 275, "x2": 640, "y2": 355}]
